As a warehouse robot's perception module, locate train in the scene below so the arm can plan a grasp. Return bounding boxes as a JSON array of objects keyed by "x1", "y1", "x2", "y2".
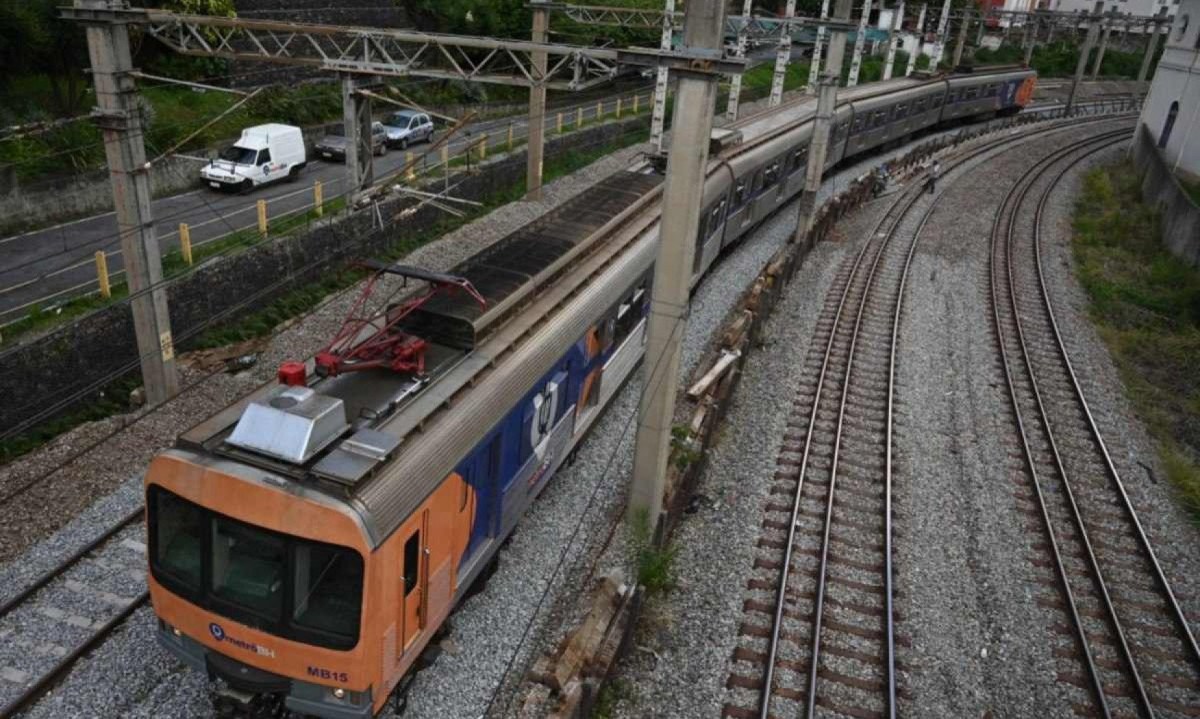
[{"x1": 144, "y1": 66, "x2": 1035, "y2": 718}]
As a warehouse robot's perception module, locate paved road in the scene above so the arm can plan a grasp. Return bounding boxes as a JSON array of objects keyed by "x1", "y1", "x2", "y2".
[{"x1": 0, "y1": 87, "x2": 652, "y2": 325}]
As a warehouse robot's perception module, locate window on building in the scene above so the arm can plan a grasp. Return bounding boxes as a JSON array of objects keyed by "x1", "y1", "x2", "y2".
[{"x1": 1159, "y1": 101, "x2": 1179, "y2": 149}]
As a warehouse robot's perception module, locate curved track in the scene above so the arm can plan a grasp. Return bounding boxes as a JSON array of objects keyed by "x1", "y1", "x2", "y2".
[
  {"x1": 990, "y1": 126, "x2": 1200, "y2": 718},
  {"x1": 722, "y1": 112, "x2": 1144, "y2": 719}
]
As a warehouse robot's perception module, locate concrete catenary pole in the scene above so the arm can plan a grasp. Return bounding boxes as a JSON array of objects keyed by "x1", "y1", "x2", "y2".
[
  {"x1": 341, "y1": 74, "x2": 375, "y2": 195},
  {"x1": 1066, "y1": 2, "x2": 1104, "y2": 114},
  {"x1": 808, "y1": 0, "x2": 833, "y2": 91},
  {"x1": 726, "y1": 0, "x2": 755, "y2": 121},
  {"x1": 794, "y1": 0, "x2": 856, "y2": 242},
  {"x1": 628, "y1": 0, "x2": 726, "y2": 527},
  {"x1": 651, "y1": 0, "x2": 678, "y2": 151},
  {"x1": 526, "y1": 1, "x2": 550, "y2": 200},
  {"x1": 770, "y1": 0, "x2": 798, "y2": 106},
  {"x1": 930, "y1": 0, "x2": 953, "y2": 68},
  {"x1": 1136, "y1": 10, "x2": 1166, "y2": 84},
  {"x1": 1091, "y1": 15, "x2": 1111, "y2": 80},
  {"x1": 975, "y1": 10, "x2": 985, "y2": 45},
  {"x1": 952, "y1": 8, "x2": 970, "y2": 68},
  {"x1": 906, "y1": 3, "x2": 927, "y2": 75},
  {"x1": 76, "y1": 0, "x2": 178, "y2": 404},
  {"x1": 847, "y1": 0, "x2": 874, "y2": 87},
  {"x1": 1023, "y1": 17, "x2": 1036, "y2": 66},
  {"x1": 883, "y1": 1, "x2": 905, "y2": 80}
]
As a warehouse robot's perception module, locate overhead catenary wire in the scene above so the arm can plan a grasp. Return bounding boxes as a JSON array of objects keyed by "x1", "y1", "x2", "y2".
[
  {"x1": 0, "y1": 122, "x2": 651, "y2": 496},
  {"x1": 0, "y1": 86, "x2": 655, "y2": 292}
]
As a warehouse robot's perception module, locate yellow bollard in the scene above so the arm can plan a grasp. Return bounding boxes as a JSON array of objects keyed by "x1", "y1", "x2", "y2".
[
  {"x1": 577, "y1": 106, "x2": 584, "y2": 128},
  {"x1": 313, "y1": 181, "x2": 324, "y2": 218},
  {"x1": 633, "y1": 94, "x2": 639, "y2": 114},
  {"x1": 616, "y1": 97, "x2": 622, "y2": 118},
  {"x1": 479, "y1": 134, "x2": 488, "y2": 161},
  {"x1": 95, "y1": 251, "x2": 111, "y2": 298},
  {"x1": 179, "y1": 223, "x2": 193, "y2": 265},
  {"x1": 257, "y1": 199, "x2": 268, "y2": 237},
  {"x1": 405, "y1": 152, "x2": 416, "y2": 181},
  {"x1": 507, "y1": 123, "x2": 514, "y2": 152},
  {"x1": 556, "y1": 112, "x2": 563, "y2": 134}
]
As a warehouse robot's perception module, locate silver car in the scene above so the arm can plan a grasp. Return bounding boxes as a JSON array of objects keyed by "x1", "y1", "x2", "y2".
[
  {"x1": 382, "y1": 110, "x2": 435, "y2": 149},
  {"x1": 314, "y1": 121, "x2": 388, "y2": 161}
]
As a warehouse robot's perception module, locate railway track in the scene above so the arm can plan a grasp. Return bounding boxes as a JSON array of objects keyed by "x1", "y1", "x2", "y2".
[
  {"x1": 721, "y1": 114, "x2": 1141, "y2": 719},
  {"x1": 990, "y1": 127, "x2": 1200, "y2": 717},
  {"x1": 0, "y1": 506, "x2": 148, "y2": 718}
]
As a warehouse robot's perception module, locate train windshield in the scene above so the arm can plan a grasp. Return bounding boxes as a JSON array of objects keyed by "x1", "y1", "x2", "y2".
[{"x1": 148, "y1": 486, "x2": 364, "y2": 650}]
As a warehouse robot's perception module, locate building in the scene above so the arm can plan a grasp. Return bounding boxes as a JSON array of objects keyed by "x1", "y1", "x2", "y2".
[
  {"x1": 1046, "y1": 0, "x2": 1180, "y2": 18},
  {"x1": 1139, "y1": 0, "x2": 1200, "y2": 180}
]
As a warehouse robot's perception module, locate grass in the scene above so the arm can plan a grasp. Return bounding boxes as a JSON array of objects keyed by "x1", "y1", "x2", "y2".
[
  {"x1": 1181, "y1": 176, "x2": 1200, "y2": 207},
  {"x1": 974, "y1": 41, "x2": 1152, "y2": 78},
  {"x1": 592, "y1": 678, "x2": 634, "y2": 719},
  {"x1": 0, "y1": 121, "x2": 650, "y2": 463},
  {"x1": 1071, "y1": 160, "x2": 1200, "y2": 522},
  {"x1": 628, "y1": 507, "x2": 679, "y2": 596}
]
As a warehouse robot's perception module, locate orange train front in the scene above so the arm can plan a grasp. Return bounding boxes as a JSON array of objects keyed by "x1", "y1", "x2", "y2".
[{"x1": 143, "y1": 67, "x2": 1037, "y2": 718}]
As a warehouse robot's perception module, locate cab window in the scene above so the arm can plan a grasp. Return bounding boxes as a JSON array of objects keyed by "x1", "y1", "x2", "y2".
[
  {"x1": 258, "y1": 149, "x2": 271, "y2": 166},
  {"x1": 147, "y1": 486, "x2": 365, "y2": 651}
]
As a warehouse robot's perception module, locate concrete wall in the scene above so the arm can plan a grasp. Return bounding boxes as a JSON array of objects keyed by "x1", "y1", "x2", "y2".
[
  {"x1": 1138, "y1": 0, "x2": 1200, "y2": 182},
  {"x1": 1132, "y1": 123, "x2": 1200, "y2": 268},
  {"x1": 0, "y1": 117, "x2": 647, "y2": 439},
  {"x1": 0, "y1": 156, "x2": 202, "y2": 237}
]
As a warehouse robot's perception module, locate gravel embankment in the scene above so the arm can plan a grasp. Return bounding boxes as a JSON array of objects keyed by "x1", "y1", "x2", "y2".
[
  {"x1": 1036, "y1": 145, "x2": 1200, "y2": 636},
  {"x1": 599, "y1": 116, "x2": 1196, "y2": 718}
]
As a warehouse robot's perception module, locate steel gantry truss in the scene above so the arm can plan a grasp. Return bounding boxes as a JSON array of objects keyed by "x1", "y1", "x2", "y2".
[{"x1": 63, "y1": 6, "x2": 623, "y2": 90}]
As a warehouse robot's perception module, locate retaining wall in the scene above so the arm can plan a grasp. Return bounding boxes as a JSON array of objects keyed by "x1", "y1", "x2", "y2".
[
  {"x1": 0, "y1": 117, "x2": 648, "y2": 438},
  {"x1": 1131, "y1": 124, "x2": 1200, "y2": 269}
]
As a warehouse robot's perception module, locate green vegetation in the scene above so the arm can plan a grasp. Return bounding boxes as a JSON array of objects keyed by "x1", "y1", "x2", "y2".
[
  {"x1": 1181, "y1": 176, "x2": 1200, "y2": 207},
  {"x1": 592, "y1": 678, "x2": 634, "y2": 719},
  {"x1": 1072, "y1": 161, "x2": 1200, "y2": 522},
  {"x1": 0, "y1": 120, "x2": 650, "y2": 463},
  {"x1": 628, "y1": 508, "x2": 679, "y2": 596},
  {"x1": 974, "y1": 41, "x2": 1152, "y2": 79}
]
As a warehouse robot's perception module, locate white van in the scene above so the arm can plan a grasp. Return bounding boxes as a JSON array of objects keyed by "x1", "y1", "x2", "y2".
[{"x1": 201, "y1": 123, "x2": 306, "y2": 192}]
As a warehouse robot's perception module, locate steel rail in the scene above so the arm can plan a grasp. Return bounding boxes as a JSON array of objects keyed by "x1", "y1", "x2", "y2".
[
  {"x1": 0, "y1": 505, "x2": 150, "y2": 719},
  {"x1": 989, "y1": 126, "x2": 1143, "y2": 718},
  {"x1": 1031, "y1": 137, "x2": 1200, "y2": 674},
  {"x1": 755, "y1": 113, "x2": 1133, "y2": 719}
]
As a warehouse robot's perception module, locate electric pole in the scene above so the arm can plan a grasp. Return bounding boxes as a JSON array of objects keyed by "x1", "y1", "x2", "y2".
[
  {"x1": 769, "y1": 0, "x2": 797, "y2": 107},
  {"x1": 650, "y1": 0, "x2": 678, "y2": 152},
  {"x1": 629, "y1": 0, "x2": 726, "y2": 529},
  {"x1": 726, "y1": 0, "x2": 755, "y2": 122},
  {"x1": 795, "y1": 0, "x2": 855, "y2": 242},
  {"x1": 883, "y1": 1, "x2": 905, "y2": 81},
  {"x1": 527, "y1": 1, "x2": 550, "y2": 200},
  {"x1": 77, "y1": 0, "x2": 178, "y2": 404},
  {"x1": 1067, "y1": 2, "x2": 1104, "y2": 114}
]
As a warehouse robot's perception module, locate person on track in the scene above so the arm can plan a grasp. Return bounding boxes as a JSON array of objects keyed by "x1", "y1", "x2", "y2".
[{"x1": 925, "y1": 159, "x2": 941, "y2": 195}]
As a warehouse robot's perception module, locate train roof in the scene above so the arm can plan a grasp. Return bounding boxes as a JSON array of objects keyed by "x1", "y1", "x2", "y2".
[{"x1": 177, "y1": 168, "x2": 663, "y2": 497}]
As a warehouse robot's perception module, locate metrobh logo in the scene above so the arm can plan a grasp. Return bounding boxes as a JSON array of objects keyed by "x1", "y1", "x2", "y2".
[{"x1": 209, "y1": 622, "x2": 276, "y2": 658}]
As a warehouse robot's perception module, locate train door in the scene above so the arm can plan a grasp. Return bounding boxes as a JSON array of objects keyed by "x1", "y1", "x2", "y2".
[{"x1": 401, "y1": 511, "x2": 428, "y2": 651}]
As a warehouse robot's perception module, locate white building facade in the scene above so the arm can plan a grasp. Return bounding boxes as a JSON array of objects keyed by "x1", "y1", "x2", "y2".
[
  {"x1": 1140, "y1": 0, "x2": 1200, "y2": 180},
  {"x1": 1047, "y1": 0, "x2": 1180, "y2": 18}
]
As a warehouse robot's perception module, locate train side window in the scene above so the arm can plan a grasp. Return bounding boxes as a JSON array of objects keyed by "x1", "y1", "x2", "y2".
[
  {"x1": 913, "y1": 98, "x2": 926, "y2": 114},
  {"x1": 734, "y1": 180, "x2": 747, "y2": 207},
  {"x1": 985, "y1": 84, "x2": 998, "y2": 98},
  {"x1": 752, "y1": 170, "x2": 764, "y2": 194},
  {"x1": 764, "y1": 163, "x2": 778, "y2": 186},
  {"x1": 851, "y1": 115, "x2": 865, "y2": 134},
  {"x1": 613, "y1": 284, "x2": 645, "y2": 346},
  {"x1": 947, "y1": 88, "x2": 960, "y2": 103},
  {"x1": 403, "y1": 531, "x2": 420, "y2": 595},
  {"x1": 965, "y1": 87, "x2": 978, "y2": 100},
  {"x1": 930, "y1": 93, "x2": 944, "y2": 109},
  {"x1": 874, "y1": 110, "x2": 888, "y2": 127},
  {"x1": 894, "y1": 103, "x2": 908, "y2": 119}
]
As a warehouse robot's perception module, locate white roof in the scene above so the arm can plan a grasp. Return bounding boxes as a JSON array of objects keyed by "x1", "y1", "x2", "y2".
[{"x1": 237, "y1": 123, "x2": 301, "y2": 147}]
